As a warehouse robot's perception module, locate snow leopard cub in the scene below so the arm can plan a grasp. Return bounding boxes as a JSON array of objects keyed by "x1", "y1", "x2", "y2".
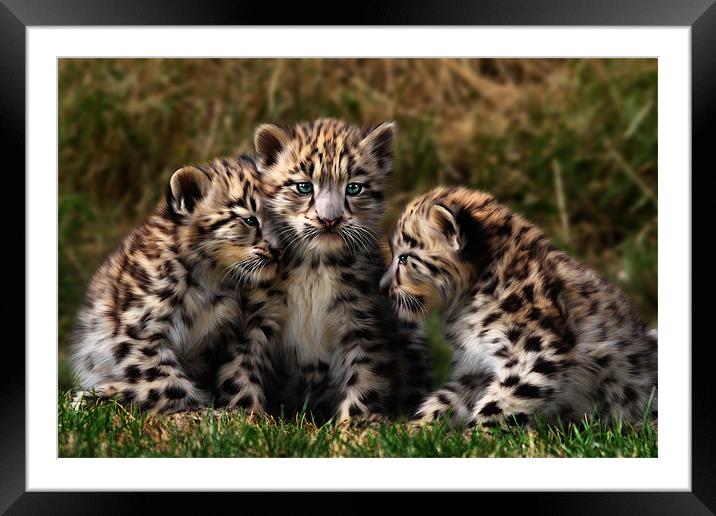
[
  {"x1": 71, "y1": 156, "x2": 281, "y2": 414},
  {"x1": 244, "y1": 118, "x2": 432, "y2": 422},
  {"x1": 381, "y1": 186, "x2": 657, "y2": 427}
]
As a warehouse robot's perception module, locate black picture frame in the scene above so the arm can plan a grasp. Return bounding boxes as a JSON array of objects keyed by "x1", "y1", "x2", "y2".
[{"x1": 3, "y1": 0, "x2": 711, "y2": 513}]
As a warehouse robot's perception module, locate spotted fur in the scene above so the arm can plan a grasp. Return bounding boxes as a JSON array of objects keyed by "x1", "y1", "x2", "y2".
[
  {"x1": 382, "y1": 186, "x2": 657, "y2": 427},
  {"x1": 71, "y1": 156, "x2": 281, "y2": 414},
  {"x1": 248, "y1": 118, "x2": 432, "y2": 422}
]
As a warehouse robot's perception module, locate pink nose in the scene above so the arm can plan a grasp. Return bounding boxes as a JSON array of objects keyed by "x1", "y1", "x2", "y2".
[{"x1": 318, "y1": 216, "x2": 342, "y2": 229}]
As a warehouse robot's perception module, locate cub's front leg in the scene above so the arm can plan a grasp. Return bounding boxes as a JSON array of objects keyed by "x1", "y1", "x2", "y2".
[
  {"x1": 214, "y1": 316, "x2": 276, "y2": 414},
  {"x1": 412, "y1": 371, "x2": 493, "y2": 427},
  {"x1": 333, "y1": 323, "x2": 393, "y2": 423},
  {"x1": 389, "y1": 322, "x2": 433, "y2": 416},
  {"x1": 469, "y1": 353, "x2": 569, "y2": 428},
  {"x1": 84, "y1": 339, "x2": 211, "y2": 415}
]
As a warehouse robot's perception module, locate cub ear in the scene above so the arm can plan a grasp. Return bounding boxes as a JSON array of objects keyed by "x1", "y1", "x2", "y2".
[
  {"x1": 169, "y1": 166, "x2": 209, "y2": 215},
  {"x1": 433, "y1": 202, "x2": 491, "y2": 266},
  {"x1": 431, "y1": 203, "x2": 461, "y2": 251},
  {"x1": 254, "y1": 123, "x2": 290, "y2": 169},
  {"x1": 360, "y1": 121, "x2": 397, "y2": 172}
]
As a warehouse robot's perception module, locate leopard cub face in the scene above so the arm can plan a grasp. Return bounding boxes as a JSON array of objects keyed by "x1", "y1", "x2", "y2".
[
  {"x1": 253, "y1": 118, "x2": 395, "y2": 257},
  {"x1": 168, "y1": 157, "x2": 280, "y2": 285},
  {"x1": 381, "y1": 188, "x2": 490, "y2": 323}
]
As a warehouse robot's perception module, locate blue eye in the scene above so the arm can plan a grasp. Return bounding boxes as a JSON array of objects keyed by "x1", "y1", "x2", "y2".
[
  {"x1": 346, "y1": 183, "x2": 363, "y2": 196},
  {"x1": 296, "y1": 182, "x2": 313, "y2": 195},
  {"x1": 398, "y1": 255, "x2": 409, "y2": 265},
  {"x1": 243, "y1": 216, "x2": 258, "y2": 226}
]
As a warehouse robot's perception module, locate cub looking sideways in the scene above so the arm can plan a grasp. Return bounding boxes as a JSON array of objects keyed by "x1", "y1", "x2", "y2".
[
  {"x1": 71, "y1": 156, "x2": 281, "y2": 414},
  {"x1": 381, "y1": 186, "x2": 657, "y2": 427}
]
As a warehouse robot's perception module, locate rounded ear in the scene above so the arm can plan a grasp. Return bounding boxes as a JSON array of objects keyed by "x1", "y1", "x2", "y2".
[
  {"x1": 431, "y1": 203, "x2": 461, "y2": 251},
  {"x1": 169, "y1": 166, "x2": 209, "y2": 215},
  {"x1": 360, "y1": 121, "x2": 397, "y2": 172},
  {"x1": 254, "y1": 123, "x2": 290, "y2": 168}
]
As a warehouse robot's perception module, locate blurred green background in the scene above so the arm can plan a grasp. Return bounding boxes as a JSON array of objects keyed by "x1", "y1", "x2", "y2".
[{"x1": 59, "y1": 58, "x2": 657, "y2": 390}]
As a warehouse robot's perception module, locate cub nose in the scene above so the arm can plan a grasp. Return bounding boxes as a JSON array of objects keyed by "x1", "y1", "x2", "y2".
[{"x1": 317, "y1": 216, "x2": 342, "y2": 229}]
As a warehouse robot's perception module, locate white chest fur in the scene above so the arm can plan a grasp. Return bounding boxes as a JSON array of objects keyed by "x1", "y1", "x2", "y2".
[{"x1": 280, "y1": 264, "x2": 342, "y2": 364}]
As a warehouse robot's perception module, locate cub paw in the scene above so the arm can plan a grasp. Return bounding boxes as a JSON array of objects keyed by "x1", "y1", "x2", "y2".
[
  {"x1": 69, "y1": 390, "x2": 100, "y2": 410},
  {"x1": 335, "y1": 400, "x2": 369, "y2": 426},
  {"x1": 411, "y1": 393, "x2": 451, "y2": 425},
  {"x1": 225, "y1": 393, "x2": 265, "y2": 415}
]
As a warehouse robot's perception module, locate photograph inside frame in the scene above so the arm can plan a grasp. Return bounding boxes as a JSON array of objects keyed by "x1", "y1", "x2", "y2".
[{"x1": 57, "y1": 58, "x2": 657, "y2": 458}]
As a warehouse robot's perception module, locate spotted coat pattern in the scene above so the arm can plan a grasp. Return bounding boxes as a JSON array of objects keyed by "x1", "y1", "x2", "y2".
[
  {"x1": 382, "y1": 186, "x2": 657, "y2": 427},
  {"x1": 71, "y1": 157, "x2": 281, "y2": 414},
  {"x1": 245, "y1": 118, "x2": 433, "y2": 422}
]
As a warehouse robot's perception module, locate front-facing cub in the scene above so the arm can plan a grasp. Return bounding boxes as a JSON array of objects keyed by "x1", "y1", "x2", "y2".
[{"x1": 243, "y1": 118, "x2": 432, "y2": 422}]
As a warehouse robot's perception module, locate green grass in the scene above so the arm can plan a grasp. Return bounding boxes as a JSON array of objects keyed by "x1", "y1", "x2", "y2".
[{"x1": 58, "y1": 393, "x2": 657, "y2": 458}]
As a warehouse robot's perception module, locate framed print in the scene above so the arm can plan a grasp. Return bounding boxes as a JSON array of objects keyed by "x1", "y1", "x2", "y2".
[{"x1": 3, "y1": 0, "x2": 712, "y2": 512}]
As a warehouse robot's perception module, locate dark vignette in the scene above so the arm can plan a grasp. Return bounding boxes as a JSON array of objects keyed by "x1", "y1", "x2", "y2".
[
  {"x1": 0, "y1": 0, "x2": 26, "y2": 514},
  {"x1": 0, "y1": 0, "x2": 713, "y2": 25},
  {"x1": 692, "y1": 0, "x2": 716, "y2": 512},
  {"x1": 3, "y1": 0, "x2": 712, "y2": 513}
]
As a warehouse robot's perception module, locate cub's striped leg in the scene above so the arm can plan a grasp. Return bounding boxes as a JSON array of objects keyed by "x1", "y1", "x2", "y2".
[
  {"x1": 471, "y1": 385, "x2": 540, "y2": 428},
  {"x1": 334, "y1": 328, "x2": 392, "y2": 423},
  {"x1": 90, "y1": 340, "x2": 211, "y2": 414},
  {"x1": 214, "y1": 318, "x2": 275, "y2": 414},
  {"x1": 412, "y1": 386, "x2": 470, "y2": 426},
  {"x1": 295, "y1": 361, "x2": 337, "y2": 422},
  {"x1": 412, "y1": 371, "x2": 492, "y2": 426},
  {"x1": 390, "y1": 327, "x2": 434, "y2": 417},
  {"x1": 469, "y1": 360, "x2": 563, "y2": 428}
]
